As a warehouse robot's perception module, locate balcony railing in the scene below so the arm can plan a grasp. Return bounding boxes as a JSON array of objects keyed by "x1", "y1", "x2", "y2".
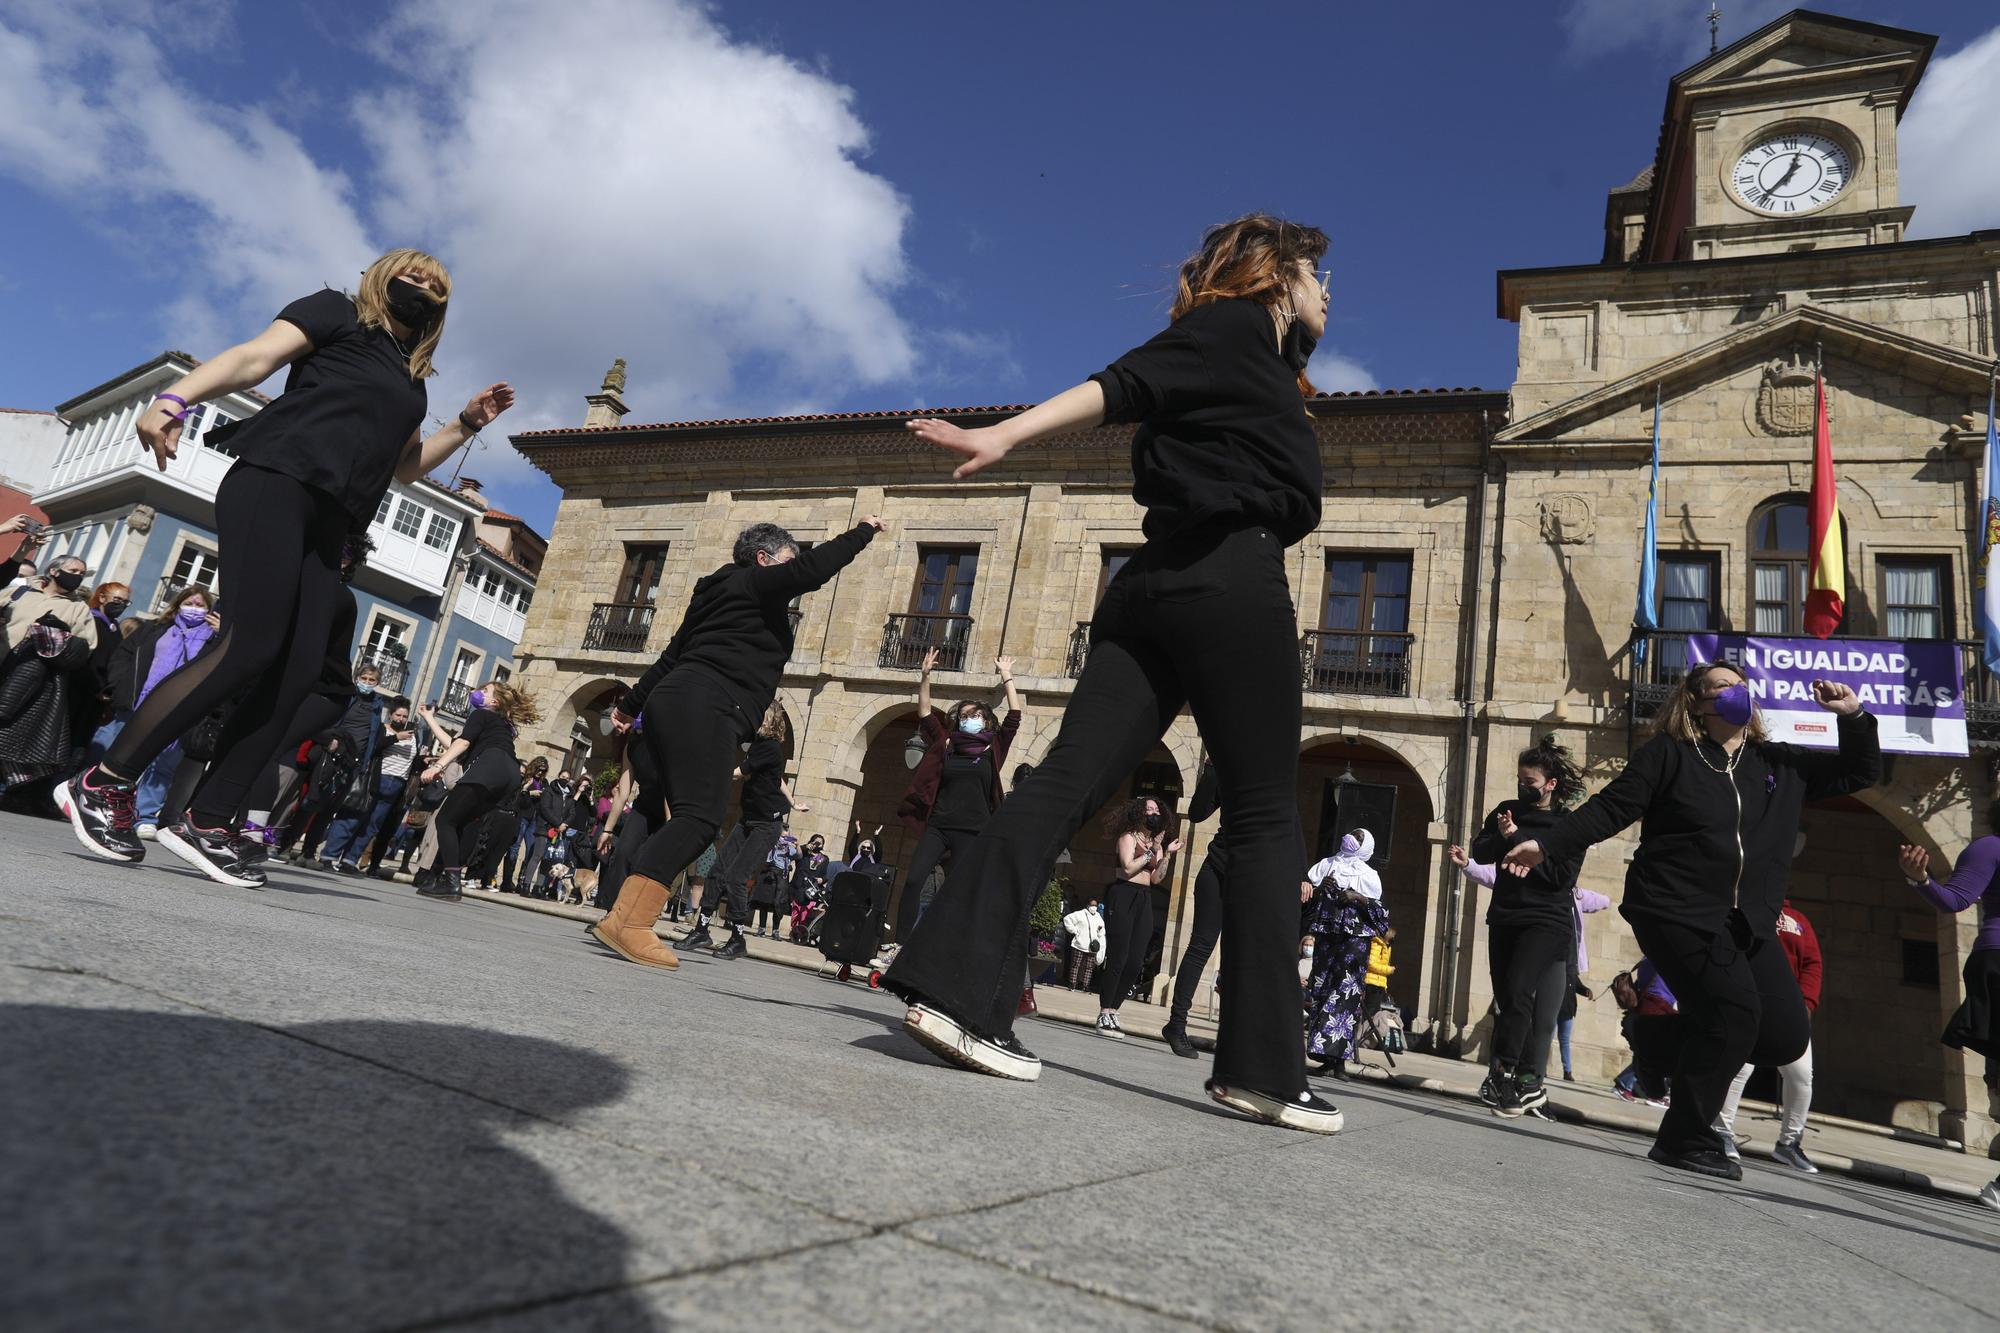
[
  {"x1": 1300, "y1": 629, "x2": 1414, "y2": 698},
  {"x1": 1627, "y1": 630, "x2": 2000, "y2": 749},
  {"x1": 1066, "y1": 622, "x2": 1092, "y2": 678},
  {"x1": 354, "y1": 649, "x2": 408, "y2": 692},
  {"x1": 880, "y1": 612, "x2": 974, "y2": 671},
  {"x1": 584, "y1": 601, "x2": 654, "y2": 654},
  {"x1": 437, "y1": 678, "x2": 475, "y2": 718}
]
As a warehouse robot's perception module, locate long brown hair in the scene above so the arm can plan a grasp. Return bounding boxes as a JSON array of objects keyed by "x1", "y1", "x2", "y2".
[
  {"x1": 482, "y1": 679, "x2": 541, "y2": 727},
  {"x1": 757, "y1": 700, "x2": 789, "y2": 743},
  {"x1": 1169, "y1": 213, "x2": 1328, "y2": 398},
  {"x1": 1652, "y1": 661, "x2": 1767, "y2": 744}
]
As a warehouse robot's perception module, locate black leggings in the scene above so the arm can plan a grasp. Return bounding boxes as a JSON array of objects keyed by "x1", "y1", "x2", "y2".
[
  {"x1": 105, "y1": 466, "x2": 346, "y2": 824},
  {"x1": 886, "y1": 526, "x2": 1309, "y2": 1098},
  {"x1": 626, "y1": 667, "x2": 754, "y2": 903},
  {"x1": 234, "y1": 692, "x2": 345, "y2": 823},
  {"x1": 1099, "y1": 879, "x2": 1155, "y2": 1011},
  {"x1": 896, "y1": 822, "x2": 979, "y2": 941},
  {"x1": 1631, "y1": 911, "x2": 1812, "y2": 1157},
  {"x1": 1488, "y1": 919, "x2": 1571, "y2": 1080},
  {"x1": 434, "y1": 778, "x2": 508, "y2": 870},
  {"x1": 701, "y1": 816, "x2": 783, "y2": 928},
  {"x1": 1168, "y1": 850, "x2": 1226, "y2": 1026}
]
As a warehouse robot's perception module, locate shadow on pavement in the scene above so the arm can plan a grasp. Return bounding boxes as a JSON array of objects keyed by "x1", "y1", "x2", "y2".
[{"x1": 0, "y1": 1003, "x2": 653, "y2": 1331}]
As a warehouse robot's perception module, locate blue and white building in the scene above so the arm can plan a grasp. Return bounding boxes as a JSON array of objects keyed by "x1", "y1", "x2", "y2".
[{"x1": 30, "y1": 351, "x2": 541, "y2": 710}]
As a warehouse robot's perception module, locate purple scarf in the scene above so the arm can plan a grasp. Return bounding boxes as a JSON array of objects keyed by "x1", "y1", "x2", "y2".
[{"x1": 137, "y1": 616, "x2": 216, "y2": 707}]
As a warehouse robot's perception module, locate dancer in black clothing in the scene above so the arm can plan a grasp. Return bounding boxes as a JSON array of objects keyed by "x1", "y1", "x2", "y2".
[
  {"x1": 1504, "y1": 663, "x2": 1878, "y2": 1180},
  {"x1": 678, "y1": 701, "x2": 802, "y2": 960},
  {"x1": 1093, "y1": 797, "x2": 1181, "y2": 1039},
  {"x1": 63, "y1": 248, "x2": 513, "y2": 885},
  {"x1": 593, "y1": 704, "x2": 667, "y2": 913},
  {"x1": 1162, "y1": 756, "x2": 1223, "y2": 1058},
  {"x1": 1469, "y1": 736, "x2": 1588, "y2": 1118},
  {"x1": 889, "y1": 649, "x2": 1023, "y2": 943},
  {"x1": 883, "y1": 213, "x2": 1342, "y2": 1133},
  {"x1": 590, "y1": 518, "x2": 884, "y2": 970},
  {"x1": 416, "y1": 680, "x2": 542, "y2": 900}
]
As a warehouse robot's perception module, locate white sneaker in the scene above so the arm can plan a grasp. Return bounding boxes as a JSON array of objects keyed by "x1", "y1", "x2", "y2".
[
  {"x1": 1978, "y1": 1178, "x2": 1999, "y2": 1213},
  {"x1": 136, "y1": 823, "x2": 158, "y2": 841},
  {"x1": 1208, "y1": 1083, "x2": 1344, "y2": 1135},
  {"x1": 1095, "y1": 1013, "x2": 1125, "y2": 1040},
  {"x1": 903, "y1": 1004, "x2": 1041, "y2": 1081}
]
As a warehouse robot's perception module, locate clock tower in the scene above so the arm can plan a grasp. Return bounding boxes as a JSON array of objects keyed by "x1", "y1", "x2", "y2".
[{"x1": 1613, "y1": 10, "x2": 1936, "y2": 263}]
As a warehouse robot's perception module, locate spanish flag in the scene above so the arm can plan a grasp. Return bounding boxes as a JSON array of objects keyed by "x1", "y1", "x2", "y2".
[{"x1": 1804, "y1": 368, "x2": 1844, "y2": 638}]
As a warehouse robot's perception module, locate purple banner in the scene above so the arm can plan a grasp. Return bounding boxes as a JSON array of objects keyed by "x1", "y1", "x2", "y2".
[{"x1": 1684, "y1": 634, "x2": 1966, "y2": 757}]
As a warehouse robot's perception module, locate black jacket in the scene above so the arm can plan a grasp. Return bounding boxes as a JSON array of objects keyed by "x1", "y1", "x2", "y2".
[
  {"x1": 536, "y1": 779, "x2": 575, "y2": 828},
  {"x1": 1536, "y1": 710, "x2": 1880, "y2": 940},
  {"x1": 621, "y1": 524, "x2": 876, "y2": 722},
  {"x1": 106, "y1": 619, "x2": 171, "y2": 713},
  {"x1": 1471, "y1": 801, "x2": 1583, "y2": 931}
]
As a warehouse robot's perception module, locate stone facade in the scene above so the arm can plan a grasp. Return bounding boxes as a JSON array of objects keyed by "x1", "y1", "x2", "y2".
[{"x1": 507, "y1": 11, "x2": 1997, "y2": 1153}]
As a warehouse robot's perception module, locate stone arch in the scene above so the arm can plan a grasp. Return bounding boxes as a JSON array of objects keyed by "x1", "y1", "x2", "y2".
[
  {"x1": 826, "y1": 695, "x2": 931, "y2": 784},
  {"x1": 1298, "y1": 726, "x2": 1448, "y2": 822},
  {"x1": 1013, "y1": 724, "x2": 1196, "y2": 802}
]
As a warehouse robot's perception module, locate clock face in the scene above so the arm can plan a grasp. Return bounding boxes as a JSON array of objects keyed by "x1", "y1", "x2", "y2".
[{"x1": 1731, "y1": 132, "x2": 1852, "y2": 215}]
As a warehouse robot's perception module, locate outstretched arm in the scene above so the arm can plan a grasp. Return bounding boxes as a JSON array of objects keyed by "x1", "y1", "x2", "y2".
[
  {"x1": 917, "y1": 646, "x2": 937, "y2": 715},
  {"x1": 747, "y1": 519, "x2": 884, "y2": 599},
  {"x1": 995, "y1": 656, "x2": 1022, "y2": 713},
  {"x1": 394, "y1": 383, "x2": 517, "y2": 485},
  {"x1": 135, "y1": 321, "x2": 313, "y2": 470},
  {"x1": 906, "y1": 382, "x2": 1107, "y2": 480}
]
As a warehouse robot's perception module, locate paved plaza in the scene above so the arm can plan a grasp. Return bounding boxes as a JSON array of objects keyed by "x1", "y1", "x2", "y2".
[{"x1": 4, "y1": 811, "x2": 1997, "y2": 1332}]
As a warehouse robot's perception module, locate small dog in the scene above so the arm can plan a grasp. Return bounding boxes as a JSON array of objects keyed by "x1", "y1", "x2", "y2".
[{"x1": 553, "y1": 862, "x2": 595, "y2": 907}]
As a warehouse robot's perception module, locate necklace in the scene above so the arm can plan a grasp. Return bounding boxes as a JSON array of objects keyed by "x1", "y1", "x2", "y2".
[{"x1": 1690, "y1": 733, "x2": 1745, "y2": 776}]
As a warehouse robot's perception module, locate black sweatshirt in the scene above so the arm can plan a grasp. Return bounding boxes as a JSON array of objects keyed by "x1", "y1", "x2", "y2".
[
  {"x1": 1535, "y1": 710, "x2": 1880, "y2": 940},
  {"x1": 1470, "y1": 801, "x2": 1582, "y2": 931},
  {"x1": 620, "y1": 523, "x2": 877, "y2": 720},
  {"x1": 1090, "y1": 297, "x2": 1322, "y2": 545}
]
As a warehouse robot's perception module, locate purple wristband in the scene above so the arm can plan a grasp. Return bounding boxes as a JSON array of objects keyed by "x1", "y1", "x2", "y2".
[{"x1": 155, "y1": 393, "x2": 189, "y2": 409}]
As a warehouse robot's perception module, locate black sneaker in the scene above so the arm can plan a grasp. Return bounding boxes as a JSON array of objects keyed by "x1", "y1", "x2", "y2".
[
  {"x1": 417, "y1": 868, "x2": 463, "y2": 900},
  {"x1": 1478, "y1": 1070, "x2": 1502, "y2": 1108},
  {"x1": 60, "y1": 767, "x2": 143, "y2": 863},
  {"x1": 1162, "y1": 1022, "x2": 1200, "y2": 1059},
  {"x1": 1647, "y1": 1143, "x2": 1743, "y2": 1181},
  {"x1": 710, "y1": 932, "x2": 748, "y2": 960},
  {"x1": 903, "y1": 1004, "x2": 1042, "y2": 1081},
  {"x1": 679, "y1": 923, "x2": 715, "y2": 952},
  {"x1": 156, "y1": 818, "x2": 267, "y2": 888},
  {"x1": 1208, "y1": 1083, "x2": 1344, "y2": 1135},
  {"x1": 1515, "y1": 1076, "x2": 1549, "y2": 1114}
]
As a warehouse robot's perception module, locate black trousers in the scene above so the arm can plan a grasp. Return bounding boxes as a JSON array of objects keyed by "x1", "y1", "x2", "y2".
[
  {"x1": 1631, "y1": 911, "x2": 1812, "y2": 1156},
  {"x1": 886, "y1": 526, "x2": 1308, "y2": 1098},
  {"x1": 1099, "y1": 879, "x2": 1155, "y2": 1011},
  {"x1": 1488, "y1": 918, "x2": 1571, "y2": 1080},
  {"x1": 895, "y1": 822, "x2": 979, "y2": 941},
  {"x1": 433, "y1": 777, "x2": 509, "y2": 870},
  {"x1": 105, "y1": 466, "x2": 346, "y2": 824},
  {"x1": 232, "y1": 692, "x2": 345, "y2": 824},
  {"x1": 594, "y1": 805, "x2": 659, "y2": 910},
  {"x1": 1168, "y1": 851, "x2": 1226, "y2": 1026},
  {"x1": 700, "y1": 816, "x2": 782, "y2": 928},
  {"x1": 626, "y1": 667, "x2": 755, "y2": 903}
]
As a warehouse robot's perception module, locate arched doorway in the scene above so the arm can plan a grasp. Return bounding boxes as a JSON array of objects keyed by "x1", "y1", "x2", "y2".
[
  {"x1": 1297, "y1": 738, "x2": 1434, "y2": 1021},
  {"x1": 561, "y1": 681, "x2": 628, "y2": 789},
  {"x1": 1783, "y1": 796, "x2": 1947, "y2": 1126}
]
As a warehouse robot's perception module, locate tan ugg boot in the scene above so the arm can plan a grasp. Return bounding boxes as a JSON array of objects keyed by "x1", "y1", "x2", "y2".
[{"x1": 589, "y1": 873, "x2": 680, "y2": 969}]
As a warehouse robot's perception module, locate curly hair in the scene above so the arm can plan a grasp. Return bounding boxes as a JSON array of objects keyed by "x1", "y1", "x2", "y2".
[
  {"x1": 1518, "y1": 734, "x2": 1587, "y2": 811},
  {"x1": 1104, "y1": 795, "x2": 1174, "y2": 841},
  {"x1": 733, "y1": 522, "x2": 798, "y2": 567},
  {"x1": 482, "y1": 679, "x2": 541, "y2": 727},
  {"x1": 756, "y1": 699, "x2": 789, "y2": 743}
]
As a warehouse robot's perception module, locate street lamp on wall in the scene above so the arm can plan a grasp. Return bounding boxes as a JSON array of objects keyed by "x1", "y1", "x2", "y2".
[{"x1": 904, "y1": 729, "x2": 928, "y2": 770}]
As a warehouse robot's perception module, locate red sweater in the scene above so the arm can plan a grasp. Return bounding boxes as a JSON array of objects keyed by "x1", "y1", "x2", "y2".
[{"x1": 1776, "y1": 901, "x2": 1823, "y2": 1012}]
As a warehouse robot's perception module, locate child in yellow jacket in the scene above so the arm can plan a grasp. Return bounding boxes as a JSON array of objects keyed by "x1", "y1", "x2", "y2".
[{"x1": 1365, "y1": 928, "x2": 1396, "y2": 996}]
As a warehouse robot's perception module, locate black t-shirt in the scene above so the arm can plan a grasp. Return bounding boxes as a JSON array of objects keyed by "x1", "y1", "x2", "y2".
[
  {"x1": 215, "y1": 289, "x2": 429, "y2": 528},
  {"x1": 460, "y1": 708, "x2": 518, "y2": 769},
  {"x1": 930, "y1": 751, "x2": 994, "y2": 832},
  {"x1": 739, "y1": 737, "x2": 789, "y2": 820},
  {"x1": 1089, "y1": 298, "x2": 1322, "y2": 545}
]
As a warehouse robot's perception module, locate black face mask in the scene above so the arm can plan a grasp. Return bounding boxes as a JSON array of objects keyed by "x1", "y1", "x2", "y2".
[
  {"x1": 1517, "y1": 781, "x2": 1547, "y2": 806},
  {"x1": 1281, "y1": 319, "x2": 1318, "y2": 374},
  {"x1": 1144, "y1": 812, "x2": 1166, "y2": 833},
  {"x1": 386, "y1": 278, "x2": 444, "y2": 334},
  {"x1": 103, "y1": 600, "x2": 129, "y2": 617},
  {"x1": 51, "y1": 569, "x2": 85, "y2": 593}
]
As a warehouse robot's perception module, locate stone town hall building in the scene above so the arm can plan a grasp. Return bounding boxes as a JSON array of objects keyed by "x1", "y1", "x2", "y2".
[{"x1": 508, "y1": 12, "x2": 1996, "y2": 1153}]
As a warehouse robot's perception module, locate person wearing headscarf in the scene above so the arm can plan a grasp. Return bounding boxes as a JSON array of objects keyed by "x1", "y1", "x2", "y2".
[{"x1": 1300, "y1": 829, "x2": 1390, "y2": 1076}]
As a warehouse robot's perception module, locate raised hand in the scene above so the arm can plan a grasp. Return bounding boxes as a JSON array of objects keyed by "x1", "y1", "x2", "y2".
[
  {"x1": 1500, "y1": 839, "x2": 1544, "y2": 877},
  {"x1": 859, "y1": 514, "x2": 887, "y2": 532},
  {"x1": 907, "y1": 418, "x2": 1011, "y2": 479},
  {"x1": 1897, "y1": 843, "x2": 1930, "y2": 883},
  {"x1": 461, "y1": 382, "x2": 516, "y2": 431},
  {"x1": 1497, "y1": 810, "x2": 1518, "y2": 839},
  {"x1": 1448, "y1": 844, "x2": 1469, "y2": 867},
  {"x1": 994, "y1": 656, "x2": 1013, "y2": 680},
  {"x1": 920, "y1": 647, "x2": 938, "y2": 675},
  {"x1": 1811, "y1": 679, "x2": 1860, "y2": 714}
]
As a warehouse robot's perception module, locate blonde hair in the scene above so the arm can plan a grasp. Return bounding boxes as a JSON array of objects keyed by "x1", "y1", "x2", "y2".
[
  {"x1": 1652, "y1": 661, "x2": 1767, "y2": 744},
  {"x1": 757, "y1": 700, "x2": 789, "y2": 743},
  {"x1": 483, "y1": 679, "x2": 541, "y2": 727},
  {"x1": 354, "y1": 248, "x2": 451, "y2": 379}
]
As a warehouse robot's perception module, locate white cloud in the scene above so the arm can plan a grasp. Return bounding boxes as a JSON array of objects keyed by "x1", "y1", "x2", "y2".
[
  {"x1": 1560, "y1": 0, "x2": 1792, "y2": 62},
  {"x1": 0, "y1": 0, "x2": 927, "y2": 520},
  {"x1": 1899, "y1": 25, "x2": 2000, "y2": 240},
  {"x1": 1307, "y1": 347, "x2": 1379, "y2": 395}
]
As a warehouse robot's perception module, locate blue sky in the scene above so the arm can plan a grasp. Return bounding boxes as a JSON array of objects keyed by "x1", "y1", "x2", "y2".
[{"x1": 3, "y1": 0, "x2": 1996, "y2": 534}]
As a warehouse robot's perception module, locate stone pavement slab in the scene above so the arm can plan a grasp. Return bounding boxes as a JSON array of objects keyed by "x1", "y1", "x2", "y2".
[{"x1": 4, "y1": 812, "x2": 1998, "y2": 1331}]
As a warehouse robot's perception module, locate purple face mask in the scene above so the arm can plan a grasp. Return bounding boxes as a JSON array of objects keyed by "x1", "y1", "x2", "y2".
[
  {"x1": 468, "y1": 688, "x2": 488, "y2": 711},
  {"x1": 1709, "y1": 683, "x2": 1754, "y2": 727}
]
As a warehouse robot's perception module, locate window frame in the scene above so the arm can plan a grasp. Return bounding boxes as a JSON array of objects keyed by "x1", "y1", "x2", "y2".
[
  {"x1": 1748, "y1": 495, "x2": 1846, "y2": 636},
  {"x1": 616, "y1": 543, "x2": 671, "y2": 606},
  {"x1": 1319, "y1": 551, "x2": 1413, "y2": 636},
  {"x1": 390, "y1": 497, "x2": 425, "y2": 541},
  {"x1": 1876, "y1": 553, "x2": 1954, "y2": 641},
  {"x1": 361, "y1": 608, "x2": 416, "y2": 657},
  {"x1": 909, "y1": 545, "x2": 980, "y2": 618}
]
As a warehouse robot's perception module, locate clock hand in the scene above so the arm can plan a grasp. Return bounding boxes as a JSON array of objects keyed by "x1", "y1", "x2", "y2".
[{"x1": 1772, "y1": 153, "x2": 1803, "y2": 191}]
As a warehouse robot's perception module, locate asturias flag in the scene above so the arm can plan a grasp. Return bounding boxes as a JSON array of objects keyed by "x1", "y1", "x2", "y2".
[{"x1": 1803, "y1": 369, "x2": 1844, "y2": 639}]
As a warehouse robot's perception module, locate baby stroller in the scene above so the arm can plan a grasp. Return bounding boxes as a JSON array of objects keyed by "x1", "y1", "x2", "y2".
[
  {"x1": 1357, "y1": 993, "x2": 1407, "y2": 1067},
  {"x1": 815, "y1": 865, "x2": 894, "y2": 988}
]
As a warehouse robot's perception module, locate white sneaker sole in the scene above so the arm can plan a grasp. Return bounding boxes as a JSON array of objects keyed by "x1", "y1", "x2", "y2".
[
  {"x1": 156, "y1": 825, "x2": 265, "y2": 889},
  {"x1": 1209, "y1": 1084, "x2": 1343, "y2": 1135},
  {"x1": 904, "y1": 1005, "x2": 1040, "y2": 1082},
  {"x1": 1096, "y1": 1026, "x2": 1125, "y2": 1040},
  {"x1": 59, "y1": 778, "x2": 140, "y2": 863}
]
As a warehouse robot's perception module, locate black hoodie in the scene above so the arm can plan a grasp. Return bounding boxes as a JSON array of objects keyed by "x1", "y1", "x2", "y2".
[
  {"x1": 620, "y1": 523, "x2": 876, "y2": 720},
  {"x1": 1471, "y1": 800, "x2": 1583, "y2": 931}
]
